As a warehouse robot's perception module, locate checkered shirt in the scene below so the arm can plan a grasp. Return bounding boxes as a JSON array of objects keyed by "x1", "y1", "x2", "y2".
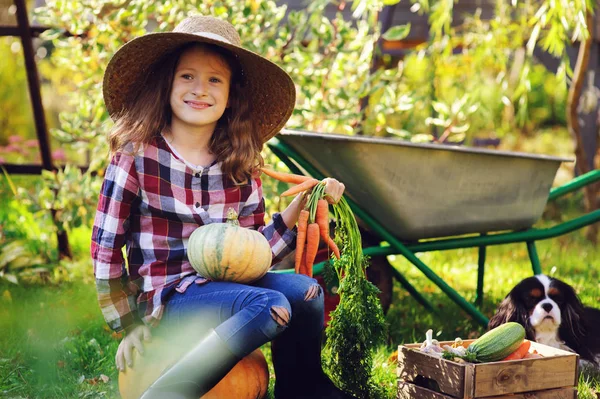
[{"x1": 91, "y1": 136, "x2": 297, "y2": 333}]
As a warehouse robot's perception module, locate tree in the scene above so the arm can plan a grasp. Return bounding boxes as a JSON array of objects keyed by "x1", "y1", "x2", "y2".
[
  {"x1": 566, "y1": 10, "x2": 598, "y2": 242},
  {"x1": 378, "y1": 0, "x2": 598, "y2": 239}
]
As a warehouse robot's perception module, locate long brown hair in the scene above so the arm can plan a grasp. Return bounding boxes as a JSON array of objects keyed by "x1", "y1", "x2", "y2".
[{"x1": 108, "y1": 42, "x2": 264, "y2": 183}]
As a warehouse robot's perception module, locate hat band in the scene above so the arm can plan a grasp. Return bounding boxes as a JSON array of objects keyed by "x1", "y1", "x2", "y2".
[{"x1": 191, "y1": 31, "x2": 232, "y2": 45}]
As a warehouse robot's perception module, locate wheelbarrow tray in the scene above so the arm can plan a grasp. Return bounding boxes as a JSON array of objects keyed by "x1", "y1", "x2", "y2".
[{"x1": 278, "y1": 130, "x2": 572, "y2": 241}]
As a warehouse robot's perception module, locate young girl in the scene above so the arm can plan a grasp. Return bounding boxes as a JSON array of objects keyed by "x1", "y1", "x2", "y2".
[{"x1": 92, "y1": 15, "x2": 353, "y2": 399}]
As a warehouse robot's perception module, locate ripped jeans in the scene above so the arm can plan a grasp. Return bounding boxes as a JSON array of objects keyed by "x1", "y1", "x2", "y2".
[{"x1": 159, "y1": 272, "x2": 324, "y2": 359}]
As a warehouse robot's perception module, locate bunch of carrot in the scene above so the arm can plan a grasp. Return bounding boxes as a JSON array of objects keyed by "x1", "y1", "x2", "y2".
[{"x1": 261, "y1": 167, "x2": 340, "y2": 277}]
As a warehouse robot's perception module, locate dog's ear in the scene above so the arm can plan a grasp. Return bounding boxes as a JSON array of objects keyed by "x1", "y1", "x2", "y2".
[
  {"x1": 488, "y1": 294, "x2": 522, "y2": 328},
  {"x1": 551, "y1": 278, "x2": 599, "y2": 364},
  {"x1": 488, "y1": 293, "x2": 533, "y2": 338},
  {"x1": 559, "y1": 296, "x2": 599, "y2": 363},
  {"x1": 558, "y1": 282, "x2": 590, "y2": 354}
]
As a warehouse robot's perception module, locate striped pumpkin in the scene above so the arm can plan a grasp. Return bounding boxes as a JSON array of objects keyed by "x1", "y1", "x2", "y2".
[{"x1": 187, "y1": 208, "x2": 272, "y2": 283}]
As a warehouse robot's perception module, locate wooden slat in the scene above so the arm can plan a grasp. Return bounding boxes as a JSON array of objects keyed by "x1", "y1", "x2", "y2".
[
  {"x1": 397, "y1": 381, "x2": 454, "y2": 399},
  {"x1": 0, "y1": 24, "x2": 48, "y2": 37},
  {"x1": 0, "y1": 163, "x2": 89, "y2": 175},
  {"x1": 398, "y1": 340, "x2": 578, "y2": 398},
  {"x1": 528, "y1": 340, "x2": 579, "y2": 357},
  {"x1": 472, "y1": 355, "x2": 578, "y2": 397},
  {"x1": 0, "y1": 163, "x2": 46, "y2": 175},
  {"x1": 471, "y1": 341, "x2": 579, "y2": 397},
  {"x1": 398, "y1": 344, "x2": 468, "y2": 398},
  {"x1": 14, "y1": 0, "x2": 54, "y2": 172},
  {"x1": 398, "y1": 382, "x2": 577, "y2": 399}
]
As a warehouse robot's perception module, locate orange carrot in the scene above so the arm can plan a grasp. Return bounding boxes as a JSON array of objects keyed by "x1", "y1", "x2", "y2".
[
  {"x1": 304, "y1": 223, "x2": 320, "y2": 277},
  {"x1": 299, "y1": 249, "x2": 309, "y2": 276},
  {"x1": 280, "y1": 179, "x2": 319, "y2": 197},
  {"x1": 316, "y1": 199, "x2": 330, "y2": 239},
  {"x1": 295, "y1": 210, "x2": 310, "y2": 273},
  {"x1": 503, "y1": 340, "x2": 531, "y2": 361},
  {"x1": 261, "y1": 167, "x2": 311, "y2": 184},
  {"x1": 315, "y1": 199, "x2": 340, "y2": 260},
  {"x1": 326, "y1": 236, "x2": 341, "y2": 260}
]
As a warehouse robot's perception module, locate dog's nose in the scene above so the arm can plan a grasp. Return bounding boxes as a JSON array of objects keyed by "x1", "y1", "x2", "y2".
[{"x1": 542, "y1": 303, "x2": 553, "y2": 312}]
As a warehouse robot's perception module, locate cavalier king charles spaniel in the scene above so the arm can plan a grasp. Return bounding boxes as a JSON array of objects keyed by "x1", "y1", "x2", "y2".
[{"x1": 488, "y1": 274, "x2": 600, "y2": 367}]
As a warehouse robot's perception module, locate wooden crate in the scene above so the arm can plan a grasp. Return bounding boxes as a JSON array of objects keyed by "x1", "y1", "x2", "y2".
[{"x1": 397, "y1": 339, "x2": 579, "y2": 399}]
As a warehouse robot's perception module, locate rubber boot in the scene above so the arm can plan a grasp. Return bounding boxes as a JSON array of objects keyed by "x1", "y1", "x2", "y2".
[{"x1": 140, "y1": 329, "x2": 239, "y2": 399}]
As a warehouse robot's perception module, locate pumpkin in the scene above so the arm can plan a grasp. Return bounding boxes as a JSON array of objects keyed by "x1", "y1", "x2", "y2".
[
  {"x1": 118, "y1": 337, "x2": 269, "y2": 399},
  {"x1": 187, "y1": 208, "x2": 272, "y2": 283}
]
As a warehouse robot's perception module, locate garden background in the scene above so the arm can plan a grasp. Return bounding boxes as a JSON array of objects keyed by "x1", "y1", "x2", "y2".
[{"x1": 1, "y1": 0, "x2": 599, "y2": 398}]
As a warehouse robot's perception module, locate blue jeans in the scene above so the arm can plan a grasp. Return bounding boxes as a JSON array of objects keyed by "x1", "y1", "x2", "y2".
[{"x1": 160, "y1": 272, "x2": 324, "y2": 358}]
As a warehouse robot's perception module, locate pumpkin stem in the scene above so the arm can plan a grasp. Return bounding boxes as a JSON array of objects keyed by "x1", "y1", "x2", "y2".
[{"x1": 226, "y1": 208, "x2": 240, "y2": 226}]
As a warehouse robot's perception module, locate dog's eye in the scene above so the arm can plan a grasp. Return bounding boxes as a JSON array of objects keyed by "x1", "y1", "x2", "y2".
[
  {"x1": 548, "y1": 287, "x2": 563, "y2": 303},
  {"x1": 524, "y1": 297, "x2": 538, "y2": 308}
]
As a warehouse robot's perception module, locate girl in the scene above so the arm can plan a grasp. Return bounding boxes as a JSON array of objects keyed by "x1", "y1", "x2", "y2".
[{"x1": 92, "y1": 15, "x2": 352, "y2": 399}]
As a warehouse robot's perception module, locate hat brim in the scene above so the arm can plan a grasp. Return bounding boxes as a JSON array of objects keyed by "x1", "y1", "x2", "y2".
[{"x1": 103, "y1": 32, "x2": 296, "y2": 142}]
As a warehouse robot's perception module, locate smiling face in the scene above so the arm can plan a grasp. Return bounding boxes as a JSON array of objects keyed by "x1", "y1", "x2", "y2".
[{"x1": 169, "y1": 45, "x2": 232, "y2": 134}]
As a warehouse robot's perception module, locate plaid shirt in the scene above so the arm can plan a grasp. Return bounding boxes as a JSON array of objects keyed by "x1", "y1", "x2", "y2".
[{"x1": 91, "y1": 136, "x2": 297, "y2": 333}]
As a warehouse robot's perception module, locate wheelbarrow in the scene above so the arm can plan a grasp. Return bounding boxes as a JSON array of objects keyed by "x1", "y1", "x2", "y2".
[{"x1": 269, "y1": 129, "x2": 600, "y2": 327}]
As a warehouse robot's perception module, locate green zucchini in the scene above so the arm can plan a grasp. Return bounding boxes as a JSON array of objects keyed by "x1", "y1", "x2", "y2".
[{"x1": 464, "y1": 322, "x2": 525, "y2": 362}]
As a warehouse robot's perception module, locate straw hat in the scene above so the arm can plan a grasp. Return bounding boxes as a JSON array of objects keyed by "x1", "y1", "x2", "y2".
[{"x1": 103, "y1": 15, "x2": 296, "y2": 142}]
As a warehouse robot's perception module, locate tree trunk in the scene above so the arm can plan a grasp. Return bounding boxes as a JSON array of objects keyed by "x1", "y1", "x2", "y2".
[{"x1": 566, "y1": 11, "x2": 598, "y2": 243}]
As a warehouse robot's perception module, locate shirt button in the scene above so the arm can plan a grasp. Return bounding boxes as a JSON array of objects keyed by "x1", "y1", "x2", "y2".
[
  {"x1": 195, "y1": 202, "x2": 200, "y2": 208},
  {"x1": 195, "y1": 173, "x2": 200, "y2": 178}
]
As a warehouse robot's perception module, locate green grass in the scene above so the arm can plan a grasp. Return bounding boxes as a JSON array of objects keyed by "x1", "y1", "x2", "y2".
[
  {"x1": 1, "y1": 124, "x2": 599, "y2": 398},
  {"x1": 1, "y1": 222, "x2": 599, "y2": 398},
  {"x1": 0, "y1": 282, "x2": 121, "y2": 398}
]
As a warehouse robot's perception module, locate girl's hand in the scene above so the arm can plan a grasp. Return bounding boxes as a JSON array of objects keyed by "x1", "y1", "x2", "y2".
[
  {"x1": 322, "y1": 177, "x2": 345, "y2": 204},
  {"x1": 116, "y1": 324, "x2": 152, "y2": 371}
]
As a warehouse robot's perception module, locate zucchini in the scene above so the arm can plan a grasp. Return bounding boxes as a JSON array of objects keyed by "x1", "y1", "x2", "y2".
[{"x1": 464, "y1": 322, "x2": 525, "y2": 362}]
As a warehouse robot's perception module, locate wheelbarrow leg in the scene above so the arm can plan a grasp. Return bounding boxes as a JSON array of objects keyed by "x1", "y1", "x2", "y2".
[
  {"x1": 527, "y1": 241, "x2": 542, "y2": 275},
  {"x1": 475, "y1": 234, "x2": 487, "y2": 307},
  {"x1": 389, "y1": 265, "x2": 437, "y2": 314},
  {"x1": 397, "y1": 246, "x2": 489, "y2": 327}
]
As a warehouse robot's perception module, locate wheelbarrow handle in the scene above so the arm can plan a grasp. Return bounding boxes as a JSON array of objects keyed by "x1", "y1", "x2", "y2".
[{"x1": 548, "y1": 169, "x2": 600, "y2": 201}]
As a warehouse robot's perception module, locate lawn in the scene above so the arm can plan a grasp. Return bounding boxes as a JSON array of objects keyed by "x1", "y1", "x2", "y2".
[
  {"x1": 1, "y1": 128, "x2": 599, "y2": 398},
  {"x1": 1, "y1": 218, "x2": 599, "y2": 398}
]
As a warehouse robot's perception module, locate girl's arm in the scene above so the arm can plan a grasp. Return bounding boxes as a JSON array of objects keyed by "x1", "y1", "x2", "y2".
[
  {"x1": 238, "y1": 177, "x2": 345, "y2": 265},
  {"x1": 280, "y1": 177, "x2": 345, "y2": 229},
  {"x1": 91, "y1": 150, "x2": 141, "y2": 333},
  {"x1": 238, "y1": 177, "x2": 297, "y2": 264},
  {"x1": 280, "y1": 192, "x2": 306, "y2": 230}
]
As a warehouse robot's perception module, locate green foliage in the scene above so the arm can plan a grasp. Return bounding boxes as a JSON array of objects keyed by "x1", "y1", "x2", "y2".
[
  {"x1": 30, "y1": 0, "x2": 392, "y2": 229},
  {"x1": 0, "y1": 282, "x2": 121, "y2": 398},
  {"x1": 27, "y1": 0, "x2": 595, "y2": 236},
  {"x1": 325, "y1": 197, "x2": 387, "y2": 398},
  {"x1": 0, "y1": 173, "x2": 56, "y2": 284},
  {"x1": 33, "y1": 0, "x2": 412, "y2": 151},
  {"x1": 1, "y1": 223, "x2": 599, "y2": 398},
  {"x1": 35, "y1": 165, "x2": 102, "y2": 232},
  {"x1": 0, "y1": 38, "x2": 36, "y2": 145},
  {"x1": 417, "y1": 0, "x2": 592, "y2": 140}
]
